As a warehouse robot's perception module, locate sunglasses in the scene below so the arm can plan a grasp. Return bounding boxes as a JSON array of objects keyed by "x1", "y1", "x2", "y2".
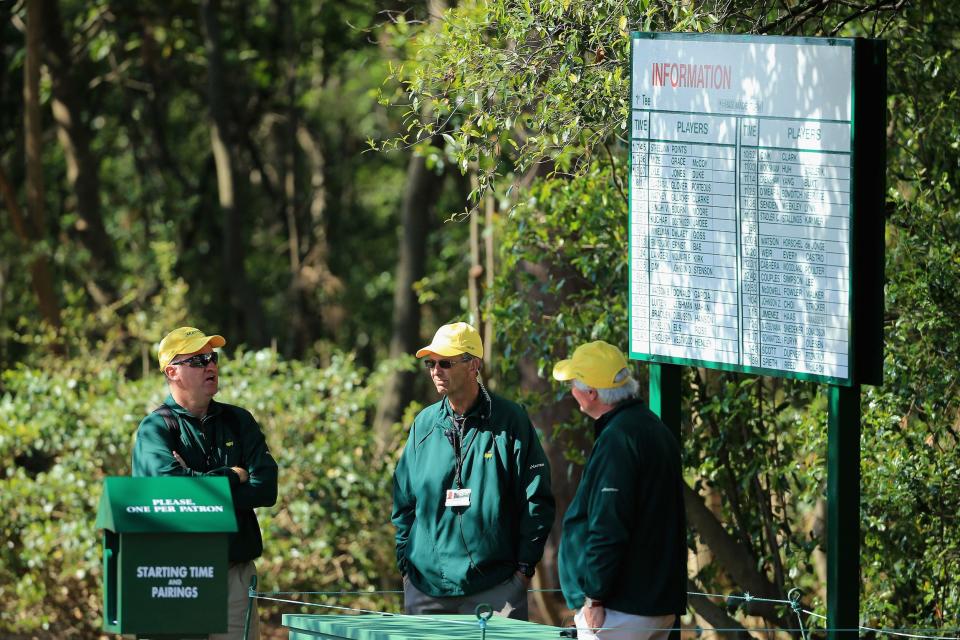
[
  {"x1": 423, "y1": 356, "x2": 472, "y2": 370},
  {"x1": 171, "y1": 352, "x2": 219, "y2": 368}
]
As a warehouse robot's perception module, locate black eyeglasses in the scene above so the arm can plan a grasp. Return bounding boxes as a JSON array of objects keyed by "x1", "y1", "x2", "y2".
[
  {"x1": 423, "y1": 356, "x2": 472, "y2": 370},
  {"x1": 171, "y1": 352, "x2": 219, "y2": 368}
]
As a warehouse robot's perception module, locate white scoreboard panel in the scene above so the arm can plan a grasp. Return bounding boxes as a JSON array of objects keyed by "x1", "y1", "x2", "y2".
[{"x1": 630, "y1": 34, "x2": 858, "y2": 384}]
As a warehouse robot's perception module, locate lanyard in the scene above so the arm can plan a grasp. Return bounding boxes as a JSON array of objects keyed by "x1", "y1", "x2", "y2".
[{"x1": 446, "y1": 414, "x2": 480, "y2": 489}]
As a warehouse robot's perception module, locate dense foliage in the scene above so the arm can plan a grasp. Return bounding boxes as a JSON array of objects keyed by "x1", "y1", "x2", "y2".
[
  {"x1": 3, "y1": 0, "x2": 960, "y2": 636},
  {"x1": 388, "y1": 0, "x2": 960, "y2": 632},
  {"x1": 0, "y1": 345, "x2": 401, "y2": 635}
]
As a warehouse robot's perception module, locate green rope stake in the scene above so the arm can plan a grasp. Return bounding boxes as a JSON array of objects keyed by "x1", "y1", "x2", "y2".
[
  {"x1": 475, "y1": 603, "x2": 493, "y2": 640},
  {"x1": 243, "y1": 573, "x2": 258, "y2": 640}
]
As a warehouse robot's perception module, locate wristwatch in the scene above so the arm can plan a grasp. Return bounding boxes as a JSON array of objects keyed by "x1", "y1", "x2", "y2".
[
  {"x1": 516, "y1": 562, "x2": 535, "y2": 578},
  {"x1": 584, "y1": 596, "x2": 604, "y2": 608}
]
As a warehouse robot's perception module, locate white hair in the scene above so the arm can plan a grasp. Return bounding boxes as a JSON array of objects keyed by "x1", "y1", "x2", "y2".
[{"x1": 573, "y1": 368, "x2": 639, "y2": 405}]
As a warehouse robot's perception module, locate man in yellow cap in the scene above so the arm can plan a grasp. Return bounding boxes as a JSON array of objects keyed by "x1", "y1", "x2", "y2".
[
  {"x1": 132, "y1": 327, "x2": 278, "y2": 639},
  {"x1": 392, "y1": 322, "x2": 555, "y2": 619},
  {"x1": 553, "y1": 341, "x2": 686, "y2": 640}
]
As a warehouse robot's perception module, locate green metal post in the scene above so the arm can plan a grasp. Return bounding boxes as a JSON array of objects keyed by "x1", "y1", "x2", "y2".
[
  {"x1": 649, "y1": 363, "x2": 682, "y2": 442},
  {"x1": 650, "y1": 363, "x2": 683, "y2": 640},
  {"x1": 827, "y1": 384, "x2": 861, "y2": 640}
]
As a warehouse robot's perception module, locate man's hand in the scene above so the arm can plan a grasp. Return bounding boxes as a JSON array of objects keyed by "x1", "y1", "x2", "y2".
[
  {"x1": 232, "y1": 466, "x2": 249, "y2": 483},
  {"x1": 172, "y1": 451, "x2": 188, "y2": 470},
  {"x1": 583, "y1": 602, "x2": 606, "y2": 630}
]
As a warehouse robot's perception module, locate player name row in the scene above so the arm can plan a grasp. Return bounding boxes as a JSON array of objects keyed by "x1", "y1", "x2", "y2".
[
  {"x1": 631, "y1": 336, "x2": 849, "y2": 370},
  {"x1": 633, "y1": 233, "x2": 846, "y2": 254},
  {"x1": 633, "y1": 270, "x2": 849, "y2": 298},
  {"x1": 633, "y1": 213, "x2": 849, "y2": 233},
  {"x1": 632, "y1": 201, "x2": 848, "y2": 222},
  {"x1": 632, "y1": 222, "x2": 850, "y2": 242},
  {"x1": 632, "y1": 294, "x2": 849, "y2": 321},
  {"x1": 632, "y1": 154, "x2": 851, "y2": 179},
  {"x1": 631, "y1": 181, "x2": 851, "y2": 205},
  {"x1": 645, "y1": 349, "x2": 847, "y2": 377},
  {"x1": 633, "y1": 308, "x2": 848, "y2": 340},
  {"x1": 633, "y1": 245, "x2": 848, "y2": 267},
  {"x1": 631, "y1": 112, "x2": 852, "y2": 154},
  {"x1": 632, "y1": 164, "x2": 851, "y2": 189},
  {"x1": 633, "y1": 162, "x2": 852, "y2": 187},
  {"x1": 634, "y1": 292, "x2": 848, "y2": 321},
  {"x1": 632, "y1": 317, "x2": 848, "y2": 349},
  {"x1": 629, "y1": 283, "x2": 851, "y2": 308},
  {"x1": 636, "y1": 296, "x2": 848, "y2": 319},
  {"x1": 631, "y1": 142, "x2": 852, "y2": 167},
  {"x1": 637, "y1": 304, "x2": 848, "y2": 331},
  {"x1": 634, "y1": 272, "x2": 849, "y2": 302},
  {"x1": 630, "y1": 222, "x2": 849, "y2": 253},
  {"x1": 632, "y1": 193, "x2": 851, "y2": 216}
]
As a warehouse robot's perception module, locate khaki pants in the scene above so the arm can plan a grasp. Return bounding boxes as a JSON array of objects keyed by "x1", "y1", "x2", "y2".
[
  {"x1": 209, "y1": 560, "x2": 260, "y2": 640},
  {"x1": 403, "y1": 573, "x2": 529, "y2": 620},
  {"x1": 574, "y1": 609, "x2": 676, "y2": 640}
]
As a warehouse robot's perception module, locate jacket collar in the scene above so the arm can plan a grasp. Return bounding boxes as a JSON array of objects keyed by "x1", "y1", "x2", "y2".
[
  {"x1": 164, "y1": 394, "x2": 222, "y2": 419},
  {"x1": 417, "y1": 394, "x2": 485, "y2": 447},
  {"x1": 439, "y1": 393, "x2": 483, "y2": 421},
  {"x1": 594, "y1": 397, "x2": 645, "y2": 439}
]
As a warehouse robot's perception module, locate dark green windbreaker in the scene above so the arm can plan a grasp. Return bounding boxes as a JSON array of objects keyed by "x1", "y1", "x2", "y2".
[
  {"x1": 559, "y1": 399, "x2": 687, "y2": 616},
  {"x1": 392, "y1": 391, "x2": 555, "y2": 597},
  {"x1": 132, "y1": 395, "x2": 278, "y2": 562}
]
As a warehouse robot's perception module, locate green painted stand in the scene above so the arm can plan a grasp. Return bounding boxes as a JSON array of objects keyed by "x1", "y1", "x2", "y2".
[{"x1": 282, "y1": 614, "x2": 563, "y2": 639}]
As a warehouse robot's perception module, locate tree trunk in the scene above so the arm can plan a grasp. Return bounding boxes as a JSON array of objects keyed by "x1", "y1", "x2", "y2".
[
  {"x1": 683, "y1": 481, "x2": 791, "y2": 625},
  {"x1": 0, "y1": 165, "x2": 60, "y2": 330},
  {"x1": 2, "y1": 2, "x2": 61, "y2": 330},
  {"x1": 686, "y1": 579, "x2": 752, "y2": 640},
  {"x1": 40, "y1": 0, "x2": 116, "y2": 304},
  {"x1": 372, "y1": 0, "x2": 450, "y2": 449},
  {"x1": 373, "y1": 147, "x2": 444, "y2": 451},
  {"x1": 201, "y1": 0, "x2": 266, "y2": 345},
  {"x1": 295, "y1": 123, "x2": 342, "y2": 341},
  {"x1": 279, "y1": 0, "x2": 307, "y2": 356}
]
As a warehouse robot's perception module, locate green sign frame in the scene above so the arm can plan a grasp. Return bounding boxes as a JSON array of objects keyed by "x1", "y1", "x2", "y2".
[{"x1": 628, "y1": 32, "x2": 884, "y2": 387}]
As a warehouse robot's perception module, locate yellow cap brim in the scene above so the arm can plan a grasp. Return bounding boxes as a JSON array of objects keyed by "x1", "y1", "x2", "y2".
[
  {"x1": 159, "y1": 334, "x2": 226, "y2": 369},
  {"x1": 415, "y1": 344, "x2": 465, "y2": 358},
  {"x1": 552, "y1": 359, "x2": 577, "y2": 381},
  {"x1": 551, "y1": 355, "x2": 629, "y2": 389}
]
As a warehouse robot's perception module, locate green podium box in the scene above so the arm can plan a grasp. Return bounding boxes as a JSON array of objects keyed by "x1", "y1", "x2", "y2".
[{"x1": 96, "y1": 476, "x2": 238, "y2": 638}]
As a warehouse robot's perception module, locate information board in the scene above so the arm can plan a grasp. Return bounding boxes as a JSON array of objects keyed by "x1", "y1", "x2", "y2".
[{"x1": 629, "y1": 33, "x2": 875, "y2": 384}]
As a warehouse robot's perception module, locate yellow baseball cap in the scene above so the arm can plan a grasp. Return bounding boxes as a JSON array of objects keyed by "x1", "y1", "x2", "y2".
[
  {"x1": 552, "y1": 340, "x2": 629, "y2": 389},
  {"x1": 158, "y1": 327, "x2": 226, "y2": 370},
  {"x1": 415, "y1": 322, "x2": 483, "y2": 358}
]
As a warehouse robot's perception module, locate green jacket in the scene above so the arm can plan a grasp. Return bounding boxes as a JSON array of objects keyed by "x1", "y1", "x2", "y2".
[
  {"x1": 392, "y1": 389, "x2": 555, "y2": 597},
  {"x1": 559, "y1": 399, "x2": 687, "y2": 616},
  {"x1": 132, "y1": 395, "x2": 278, "y2": 563}
]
